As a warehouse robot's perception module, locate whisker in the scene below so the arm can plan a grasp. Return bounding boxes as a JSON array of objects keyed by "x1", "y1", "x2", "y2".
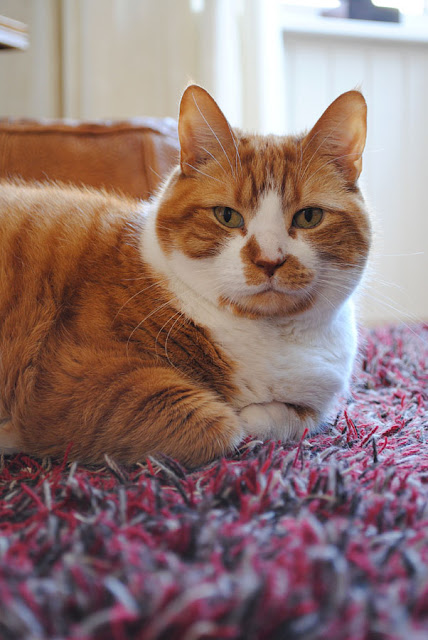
[
  {"x1": 377, "y1": 252, "x2": 424, "y2": 258},
  {"x1": 299, "y1": 109, "x2": 361, "y2": 183},
  {"x1": 296, "y1": 136, "x2": 304, "y2": 183},
  {"x1": 298, "y1": 130, "x2": 328, "y2": 183},
  {"x1": 200, "y1": 146, "x2": 229, "y2": 177},
  {"x1": 154, "y1": 310, "x2": 183, "y2": 359},
  {"x1": 113, "y1": 280, "x2": 167, "y2": 320},
  {"x1": 149, "y1": 166, "x2": 162, "y2": 180},
  {"x1": 314, "y1": 289, "x2": 336, "y2": 311},
  {"x1": 126, "y1": 298, "x2": 176, "y2": 356},
  {"x1": 227, "y1": 122, "x2": 242, "y2": 176},
  {"x1": 164, "y1": 312, "x2": 188, "y2": 370},
  {"x1": 305, "y1": 152, "x2": 362, "y2": 187},
  {"x1": 191, "y1": 92, "x2": 236, "y2": 179},
  {"x1": 183, "y1": 163, "x2": 222, "y2": 183}
]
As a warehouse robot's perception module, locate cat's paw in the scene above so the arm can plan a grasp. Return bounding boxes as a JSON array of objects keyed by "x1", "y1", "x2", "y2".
[
  {"x1": 167, "y1": 398, "x2": 244, "y2": 468},
  {"x1": 239, "y1": 401, "x2": 317, "y2": 440}
]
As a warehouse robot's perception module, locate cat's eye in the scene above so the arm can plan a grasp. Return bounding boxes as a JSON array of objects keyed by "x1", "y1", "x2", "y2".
[
  {"x1": 293, "y1": 207, "x2": 324, "y2": 229},
  {"x1": 213, "y1": 206, "x2": 244, "y2": 229}
]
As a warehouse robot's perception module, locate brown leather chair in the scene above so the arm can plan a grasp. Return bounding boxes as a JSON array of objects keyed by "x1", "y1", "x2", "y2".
[{"x1": 0, "y1": 116, "x2": 180, "y2": 200}]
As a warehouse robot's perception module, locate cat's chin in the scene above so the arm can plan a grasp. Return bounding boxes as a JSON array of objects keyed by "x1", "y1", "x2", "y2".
[{"x1": 219, "y1": 289, "x2": 314, "y2": 319}]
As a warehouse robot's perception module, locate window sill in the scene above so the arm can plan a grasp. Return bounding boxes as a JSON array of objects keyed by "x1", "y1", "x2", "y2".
[{"x1": 280, "y1": 12, "x2": 428, "y2": 44}]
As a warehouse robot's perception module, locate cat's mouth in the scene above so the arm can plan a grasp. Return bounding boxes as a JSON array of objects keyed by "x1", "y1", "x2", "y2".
[
  {"x1": 254, "y1": 279, "x2": 309, "y2": 296},
  {"x1": 218, "y1": 262, "x2": 318, "y2": 318},
  {"x1": 258, "y1": 281, "x2": 281, "y2": 293},
  {"x1": 221, "y1": 283, "x2": 315, "y2": 318}
]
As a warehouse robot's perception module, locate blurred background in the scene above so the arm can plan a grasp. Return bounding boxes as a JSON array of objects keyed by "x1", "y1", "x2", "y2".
[{"x1": 0, "y1": 0, "x2": 427, "y2": 327}]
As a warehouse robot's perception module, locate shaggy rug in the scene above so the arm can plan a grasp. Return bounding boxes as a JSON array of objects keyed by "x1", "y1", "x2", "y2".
[{"x1": 0, "y1": 323, "x2": 427, "y2": 640}]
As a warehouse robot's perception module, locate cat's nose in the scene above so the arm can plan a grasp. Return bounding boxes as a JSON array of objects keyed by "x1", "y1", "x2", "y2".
[{"x1": 253, "y1": 256, "x2": 287, "y2": 278}]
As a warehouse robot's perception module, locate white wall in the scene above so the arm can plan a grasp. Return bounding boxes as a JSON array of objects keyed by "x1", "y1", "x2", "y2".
[
  {"x1": 0, "y1": 0, "x2": 61, "y2": 118},
  {"x1": 61, "y1": 0, "x2": 201, "y2": 120}
]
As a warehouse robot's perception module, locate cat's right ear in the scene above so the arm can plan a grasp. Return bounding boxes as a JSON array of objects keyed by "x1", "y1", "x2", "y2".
[
  {"x1": 303, "y1": 90, "x2": 367, "y2": 184},
  {"x1": 178, "y1": 85, "x2": 237, "y2": 177}
]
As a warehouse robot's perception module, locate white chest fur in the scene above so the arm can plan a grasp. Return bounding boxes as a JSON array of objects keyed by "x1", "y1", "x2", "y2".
[
  {"x1": 141, "y1": 203, "x2": 358, "y2": 420},
  {"x1": 179, "y1": 294, "x2": 357, "y2": 415}
]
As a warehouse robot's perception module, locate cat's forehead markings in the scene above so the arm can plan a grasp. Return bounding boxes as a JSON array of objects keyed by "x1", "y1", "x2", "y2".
[
  {"x1": 234, "y1": 148, "x2": 269, "y2": 210},
  {"x1": 235, "y1": 135, "x2": 301, "y2": 210},
  {"x1": 299, "y1": 185, "x2": 362, "y2": 213}
]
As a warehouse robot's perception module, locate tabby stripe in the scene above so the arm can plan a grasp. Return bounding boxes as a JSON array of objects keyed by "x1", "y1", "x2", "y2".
[
  {"x1": 161, "y1": 406, "x2": 199, "y2": 439},
  {"x1": 159, "y1": 334, "x2": 200, "y2": 363},
  {"x1": 137, "y1": 387, "x2": 196, "y2": 415}
]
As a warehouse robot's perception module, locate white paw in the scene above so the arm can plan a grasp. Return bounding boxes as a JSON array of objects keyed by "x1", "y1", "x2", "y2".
[{"x1": 239, "y1": 401, "x2": 316, "y2": 440}]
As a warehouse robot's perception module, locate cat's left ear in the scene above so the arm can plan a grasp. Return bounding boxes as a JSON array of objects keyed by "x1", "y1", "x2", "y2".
[
  {"x1": 178, "y1": 85, "x2": 237, "y2": 177},
  {"x1": 304, "y1": 90, "x2": 367, "y2": 183}
]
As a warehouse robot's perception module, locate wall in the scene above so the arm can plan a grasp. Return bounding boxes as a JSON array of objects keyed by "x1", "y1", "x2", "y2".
[
  {"x1": 0, "y1": 0, "x2": 61, "y2": 118},
  {"x1": 0, "y1": 0, "x2": 205, "y2": 120},
  {"x1": 60, "y1": 0, "x2": 201, "y2": 120}
]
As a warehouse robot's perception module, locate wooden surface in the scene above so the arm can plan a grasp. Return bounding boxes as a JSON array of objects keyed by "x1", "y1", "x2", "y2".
[{"x1": 0, "y1": 14, "x2": 28, "y2": 50}]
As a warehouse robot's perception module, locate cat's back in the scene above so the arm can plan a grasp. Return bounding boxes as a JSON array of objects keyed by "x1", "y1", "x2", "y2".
[
  {"x1": 0, "y1": 181, "x2": 145, "y2": 334},
  {"x1": 1, "y1": 181, "x2": 143, "y2": 296},
  {"x1": 0, "y1": 180, "x2": 138, "y2": 270}
]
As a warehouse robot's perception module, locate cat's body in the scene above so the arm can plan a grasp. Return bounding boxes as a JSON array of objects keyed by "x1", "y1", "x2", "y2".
[{"x1": 0, "y1": 86, "x2": 371, "y2": 466}]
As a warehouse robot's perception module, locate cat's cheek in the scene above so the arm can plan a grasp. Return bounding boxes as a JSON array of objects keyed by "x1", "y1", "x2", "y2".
[
  {"x1": 162, "y1": 227, "x2": 247, "y2": 302},
  {"x1": 165, "y1": 251, "x2": 219, "y2": 305},
  {"x1": 284, "y1": 237, "x2": 319, "y2": 277},
  {"x1": 210, "y1": 235, "x2": 251, "y2": 298}
]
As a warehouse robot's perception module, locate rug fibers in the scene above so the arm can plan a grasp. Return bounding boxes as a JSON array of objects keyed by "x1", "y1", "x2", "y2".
[{"x1": 0, "y1": 323, "x2": 427, "y2": 640}]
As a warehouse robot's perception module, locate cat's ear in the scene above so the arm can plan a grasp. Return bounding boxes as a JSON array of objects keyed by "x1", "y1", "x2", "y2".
[
  {"x1": 178, "y1": 85, "x2": 237, "y2": 177},
  {"x1": 304, "y1": 90, "x2": 367, "y2": 183}
]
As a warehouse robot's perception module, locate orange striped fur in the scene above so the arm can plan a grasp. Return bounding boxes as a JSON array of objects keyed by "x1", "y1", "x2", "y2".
[{"x1": 0, "y1": 86, "x2": 371, "y2": 466}]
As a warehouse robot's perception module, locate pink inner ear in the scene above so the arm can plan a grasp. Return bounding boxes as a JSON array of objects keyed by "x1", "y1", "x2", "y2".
[
  {"x1": 334, "y1": 111, "x2": 366, "y2": 155},
  {"x1": 338, "y1": 116, "x2": 366, "y2": 181},
  {"x1": 305, "y1": 91, "x2": 367, "y2": 183},
  {"x1": 178, "y1": 85, "x2": 237, "y2": 175}
]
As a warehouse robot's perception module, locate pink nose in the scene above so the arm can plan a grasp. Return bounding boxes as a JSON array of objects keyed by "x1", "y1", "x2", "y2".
[{"x1": 253, "y1": 256, "x2": 287, "y2": 277}]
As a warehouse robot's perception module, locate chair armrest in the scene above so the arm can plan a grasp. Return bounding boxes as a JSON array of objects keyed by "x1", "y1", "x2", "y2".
[{"x1": 0, "y1": 116, "x2": 179, "y2": 200}]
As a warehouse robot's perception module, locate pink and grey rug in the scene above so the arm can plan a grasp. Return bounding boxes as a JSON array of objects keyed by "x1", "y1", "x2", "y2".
[{"x1": 0, "y1": 324, "x2": 427, "y2": 640}]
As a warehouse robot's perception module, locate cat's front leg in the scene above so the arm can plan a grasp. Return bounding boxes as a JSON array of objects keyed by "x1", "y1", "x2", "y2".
[
  {"x1": 17, "y1": 358, "x2": 244, "y2": 468},
  {"x1": 239, "y1": 401, "x2": 319, "y2": 441}
]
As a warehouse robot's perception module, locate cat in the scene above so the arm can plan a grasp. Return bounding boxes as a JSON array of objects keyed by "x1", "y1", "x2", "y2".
[{"x1": 0, "y1": 85, "x2": 371, "y2": 467}]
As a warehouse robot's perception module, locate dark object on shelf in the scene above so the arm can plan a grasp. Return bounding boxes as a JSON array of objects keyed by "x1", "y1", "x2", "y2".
[{"x1": 323, "y1": 0, "x2": 400, "y2": 23}]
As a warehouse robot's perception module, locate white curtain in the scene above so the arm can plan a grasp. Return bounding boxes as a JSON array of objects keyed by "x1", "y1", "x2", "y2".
[
  {"x1": 0, "y1": 0, "x2": 287, "y2": 130},
  {"x1": 61, "y1": 0, "x2": 202, "y2": 120},
  {"x1": 60, "y1": 0, "x2": 287, "y2": 132}
]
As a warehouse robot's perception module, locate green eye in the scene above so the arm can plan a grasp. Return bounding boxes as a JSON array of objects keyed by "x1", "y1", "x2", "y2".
[
  {"x1": 214, "y1": 206, "x2": 244, "y2": 229},
  {"x1": 293, "y1": 207, "x2": 324, "y2": 229}
]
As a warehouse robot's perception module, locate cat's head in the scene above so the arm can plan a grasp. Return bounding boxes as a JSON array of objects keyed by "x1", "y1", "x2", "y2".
[{"x1": 155, "y1": 85, "x2": 371, "y2": 320}]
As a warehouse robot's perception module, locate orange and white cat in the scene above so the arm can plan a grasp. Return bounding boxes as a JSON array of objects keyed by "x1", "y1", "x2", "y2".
[{"x1": 0, "y1": 85, "x2": 371, "y2": 466}]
